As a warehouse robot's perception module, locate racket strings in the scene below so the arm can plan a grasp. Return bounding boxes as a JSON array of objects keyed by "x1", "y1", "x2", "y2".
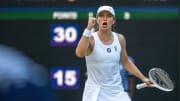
[{"x1": 151, "y1": 69, "x2": 174, "y2": 90}]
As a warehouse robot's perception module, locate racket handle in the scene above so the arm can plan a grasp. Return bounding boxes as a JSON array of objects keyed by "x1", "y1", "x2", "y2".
[{"x1": 136, "y1": 83, "x2": 147, "y2": 90}]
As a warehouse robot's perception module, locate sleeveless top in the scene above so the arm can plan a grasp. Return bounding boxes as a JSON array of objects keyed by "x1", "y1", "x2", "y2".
[{"x1": 83, "y1": 32, "x2": 131, "y2": 101}]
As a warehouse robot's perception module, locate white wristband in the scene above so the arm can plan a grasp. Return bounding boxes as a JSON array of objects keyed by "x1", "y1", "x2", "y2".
[{"x1": 83, "y1": 28, "x2": 91, "y2": 37}]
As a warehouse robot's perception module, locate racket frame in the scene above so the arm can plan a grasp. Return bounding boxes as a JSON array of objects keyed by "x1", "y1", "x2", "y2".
[{"x1": 136, "y1": 68, "x2": 174, "y2": 92}]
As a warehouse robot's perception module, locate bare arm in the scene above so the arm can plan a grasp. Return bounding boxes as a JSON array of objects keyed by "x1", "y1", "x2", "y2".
[
  {"x1": 118, "y1": 34, "x2": 152, "y2": 86},
  {"x1": 75, "y1": 17, "x2": 96, "y2": 58},
  {"x1": 75, "y1": 35, "x2": 93, "y2": 58}
]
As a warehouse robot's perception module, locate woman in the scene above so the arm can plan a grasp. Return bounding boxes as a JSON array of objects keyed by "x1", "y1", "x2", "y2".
[{"x1": 76, "y1": 5, "x2": 152, "y2": 101}]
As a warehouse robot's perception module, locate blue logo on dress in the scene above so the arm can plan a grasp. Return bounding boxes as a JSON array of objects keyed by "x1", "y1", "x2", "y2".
[{"x1": 107, "y1": 48, "x2": 111, "y2": 53}]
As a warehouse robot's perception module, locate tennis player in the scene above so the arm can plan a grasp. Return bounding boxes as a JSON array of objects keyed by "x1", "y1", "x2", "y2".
[{"x1": 76, "y1": 5, "x2": 153, "y2": 101}]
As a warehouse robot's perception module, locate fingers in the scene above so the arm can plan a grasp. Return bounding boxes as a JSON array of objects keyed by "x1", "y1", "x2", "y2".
[
  {"x1": 143, "y1": 78, "x2": 154, "y2": 87},
  {"x1": 88, "y1": 16, "x2": 96, "y2": 26},
  {"x1": 87, "y1": 16, "x2": 96, "y2": 30}
]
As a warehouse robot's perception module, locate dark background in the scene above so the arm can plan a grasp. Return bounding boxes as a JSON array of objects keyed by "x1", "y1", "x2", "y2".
[
  {"x1": 0, "y1": 0, "x2": 178, "y2": 7},
  {"x1": 0, "y1": 0, "x2": 179, "y2": 101}
]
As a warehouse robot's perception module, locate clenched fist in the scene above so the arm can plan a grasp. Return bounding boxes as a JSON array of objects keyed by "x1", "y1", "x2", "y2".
[{"x1": 87, "y1": 16, "x2": 96, "y2": 30}]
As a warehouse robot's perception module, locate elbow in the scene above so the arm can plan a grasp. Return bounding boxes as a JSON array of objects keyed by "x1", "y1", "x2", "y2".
[
  {"x1": 76, "y1": 53, "x2": 84, "y2": 58},
  {"x1": 75, "y1": 49, "x2": 85, "y2": 58}
]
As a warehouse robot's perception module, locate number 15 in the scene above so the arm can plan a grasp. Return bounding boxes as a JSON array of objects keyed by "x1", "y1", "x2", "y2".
[{"x1": 54, "y1": 70, "x2": 78, "y2": 87}]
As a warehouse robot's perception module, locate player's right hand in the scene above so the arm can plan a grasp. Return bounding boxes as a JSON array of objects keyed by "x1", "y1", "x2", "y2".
[{"x1": 87, "y1": 16, "x2": 96, "y2": 30}]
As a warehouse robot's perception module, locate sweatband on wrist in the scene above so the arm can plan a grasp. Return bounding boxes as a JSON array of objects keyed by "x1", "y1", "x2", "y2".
[{"x1": 83, "y1": 28, "x2": 91, "y2": 37}]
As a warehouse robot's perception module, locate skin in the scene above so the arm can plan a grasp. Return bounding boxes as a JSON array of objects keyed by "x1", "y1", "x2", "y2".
[{"x1": 75, "y1": 11, "x2": 153, "y2": 87}]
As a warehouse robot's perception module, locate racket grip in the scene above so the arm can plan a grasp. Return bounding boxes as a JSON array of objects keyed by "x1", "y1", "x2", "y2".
[{"x1": 136, "y1": 83, "x2": 147, "y2": 90}]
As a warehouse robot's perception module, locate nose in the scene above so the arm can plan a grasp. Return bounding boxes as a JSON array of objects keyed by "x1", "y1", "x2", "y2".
[{"x1": 103, "y1": 16, "x2": 107, "y2": 20}]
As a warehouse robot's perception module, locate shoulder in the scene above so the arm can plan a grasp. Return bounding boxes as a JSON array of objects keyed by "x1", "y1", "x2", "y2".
[
  {"x1": 114, "y1": 32, "x2": 126, "y2": 46},
  {"x1": 116, "y1": 33, "x2": 125, "y2": 40}
]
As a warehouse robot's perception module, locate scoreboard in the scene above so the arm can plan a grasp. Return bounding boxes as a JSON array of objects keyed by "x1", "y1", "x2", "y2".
[{"x1": 0, "y1": 1, "x2": 179, "y2": 101}]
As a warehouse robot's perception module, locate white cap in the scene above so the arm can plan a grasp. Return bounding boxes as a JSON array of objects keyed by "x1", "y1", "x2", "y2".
[{"x1": 96, "y1": 5, "x2": 115, "y2": 18}]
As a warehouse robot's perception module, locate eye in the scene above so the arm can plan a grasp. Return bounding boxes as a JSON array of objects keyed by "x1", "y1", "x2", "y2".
[
  {"x1": 98, "y1": 13, "x2": 103, "y2": 17},
  {"x1": 107, "y1": 13, "x2": 113, "y2": 18},
  {"x1": 109, "y1": 15, "x2": 112, "y2": 17}
]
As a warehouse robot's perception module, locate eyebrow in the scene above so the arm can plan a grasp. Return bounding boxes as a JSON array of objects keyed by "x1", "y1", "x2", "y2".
[{"x1": 99, "y1": 12, "x2": 113, "y2": 16}]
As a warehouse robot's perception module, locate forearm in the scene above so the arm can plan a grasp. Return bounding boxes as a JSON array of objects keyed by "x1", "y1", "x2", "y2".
[
  {"x1": 124, "y1": 60, "x2": 147, "y2": 81},
  {"x1": 75, "y1": 35, "x2": 90, "y2": 58},
  {"x1": 76, "y1": 16, "x2": 96, "y2": 58}
]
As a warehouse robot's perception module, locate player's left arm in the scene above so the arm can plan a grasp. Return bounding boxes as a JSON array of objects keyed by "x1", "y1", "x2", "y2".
[{"x1": 118, "y1": 33, "x2": 148, "y2": 82}]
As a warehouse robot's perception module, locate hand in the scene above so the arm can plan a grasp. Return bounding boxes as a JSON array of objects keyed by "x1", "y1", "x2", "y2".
[
  {"x1": 87, "y1": 16, "x2": 96, "y2": 30},
  {"x1": 142, "y1": 78, "x2": 154, "y2": 87}
]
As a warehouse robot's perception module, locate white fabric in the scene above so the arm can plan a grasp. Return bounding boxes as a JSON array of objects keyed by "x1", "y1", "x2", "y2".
[
  {"x1": 83, "y1": 32, "x2": 131, "y2": 101},
  {"x1": 96, "y1": 5, "x2": 115, "y2": 17},
  {"x1": 83, "y1": 28, "x2": 91, "y2": 37}
]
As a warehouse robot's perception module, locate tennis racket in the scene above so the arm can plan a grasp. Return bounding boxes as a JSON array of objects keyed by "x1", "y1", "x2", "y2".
[{"x1": 136, "y1": 67, "x2": 174, "y2": 92}]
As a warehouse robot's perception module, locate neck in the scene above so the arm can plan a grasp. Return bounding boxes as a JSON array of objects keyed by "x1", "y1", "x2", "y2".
[{"x1": 97, "y1": 30, "x2": 113, "y2": 43}]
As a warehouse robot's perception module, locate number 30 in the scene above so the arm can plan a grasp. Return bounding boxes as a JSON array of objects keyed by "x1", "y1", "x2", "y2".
[{"x1": 53, "y1": 27, "x2": 77, "y2": 43}]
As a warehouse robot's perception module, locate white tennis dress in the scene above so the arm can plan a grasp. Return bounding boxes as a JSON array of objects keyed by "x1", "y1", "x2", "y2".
[{"x1": 83, "y1": 32, "x2": 131, "y2": 101}]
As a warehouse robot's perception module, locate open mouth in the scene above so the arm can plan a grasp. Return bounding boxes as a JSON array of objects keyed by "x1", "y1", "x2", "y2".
[
  {"x1": 102, "y1": 22, "x2": 107, "y2": 25},
  {"x1": 102, "y1": 22, "x2": 108, "y2": 28}
]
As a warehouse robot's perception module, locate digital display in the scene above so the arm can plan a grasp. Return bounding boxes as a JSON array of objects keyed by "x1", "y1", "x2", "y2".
[
  {"x1": 50, "y1": 23, "x2": 80, "y2": 46},
  {"x1": 0, "y1": 1, "x2": 179, "y2": 101},
  {"x1": 50, "y1": 67, "x2": 80, "y2": 90}
]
